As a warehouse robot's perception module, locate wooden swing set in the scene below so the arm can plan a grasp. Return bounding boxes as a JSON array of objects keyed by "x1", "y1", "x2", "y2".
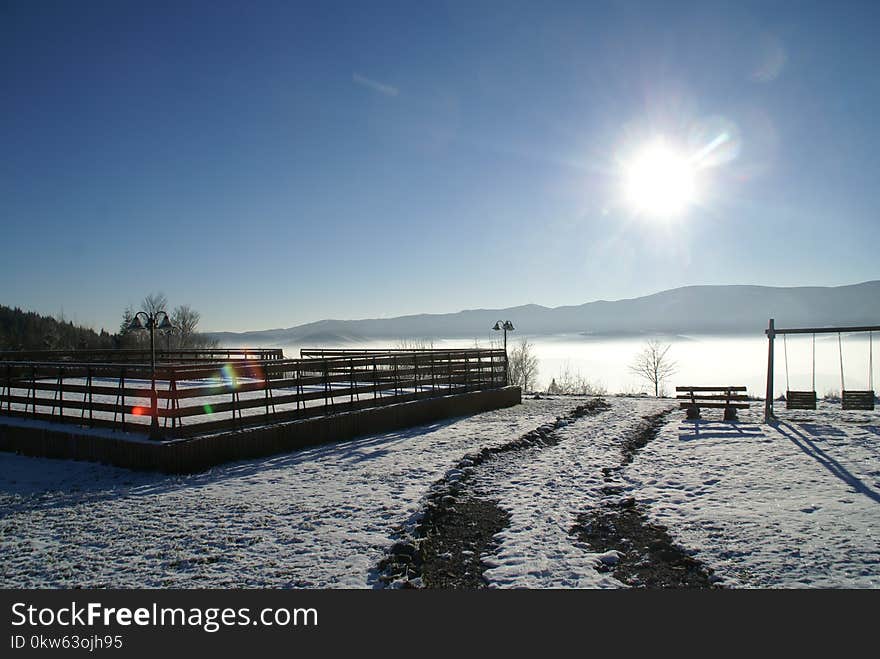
[{"x1": 764, "y1": 318, "x2": 878, "y2": 422}]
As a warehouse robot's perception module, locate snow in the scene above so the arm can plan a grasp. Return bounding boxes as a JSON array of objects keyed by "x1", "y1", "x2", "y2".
[
  {"x1": 473, "y1": 397, "x2": 670, "y2": 588},
  {"x1": 1, "y1": 395, "x2": 877, "y2": 589},
  {"x1": 0, "y1": 398, "x2": 574, "y2": 588},
  {"x1": 1, "y1": 375, "x2": 451, "y2": 431},
  {"x1": 623, "y1": 403, "x2": 880, "y2": 588}
]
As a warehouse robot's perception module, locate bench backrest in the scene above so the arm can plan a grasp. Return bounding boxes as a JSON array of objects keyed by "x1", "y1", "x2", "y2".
[
  {"x1": 675, "y1": 386, "x2": 747, "y2": 393},
  {"x1": 675, "y1": 386, "x2": 749, "y2": 407}
]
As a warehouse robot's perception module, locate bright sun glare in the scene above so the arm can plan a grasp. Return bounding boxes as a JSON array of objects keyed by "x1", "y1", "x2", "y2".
[{"x1": 623, "y1": 140, "x2": 697, "y2": 218}]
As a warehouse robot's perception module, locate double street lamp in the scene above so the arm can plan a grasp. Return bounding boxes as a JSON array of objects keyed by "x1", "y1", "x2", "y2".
[
  {"x1": 492, "y1": 320, "x2": 515, "y2": 385},
  {"x1": 128, "y1": 310, "x2": 174, "y2": 439}
]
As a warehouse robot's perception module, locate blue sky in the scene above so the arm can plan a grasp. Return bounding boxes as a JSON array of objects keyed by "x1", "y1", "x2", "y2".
[{"x1": 2, "y1": 1, "x2": 878, "y2": 332}]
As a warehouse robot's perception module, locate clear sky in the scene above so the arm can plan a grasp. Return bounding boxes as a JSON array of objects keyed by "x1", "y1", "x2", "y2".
[{"x1": 2, "y1": 1, "x2": 878, "y2": 332}]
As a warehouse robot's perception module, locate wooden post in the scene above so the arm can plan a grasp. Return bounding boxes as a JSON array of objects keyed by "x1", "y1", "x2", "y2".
[
  {"x1": 170, "y1": 376, "x2": 179, "y2": 431},
  {"x1": 121, "y1": 368, "x2": 126, "y2": 432},
  {"x1": 764, "y1": 318, "x2": 775, "y2": 423},
  {"x1": 87, "y1": 367, "x2": 93, "y2": 425},
  {"x1": 57, "y1": 366, "x2": 63, "y2": 419},
  {"x1": 413, "y1": 353, "x2": 419, "y2": 394},
  {"x1": 503, "y1": 330, "x2": 508, "y2": 385}
]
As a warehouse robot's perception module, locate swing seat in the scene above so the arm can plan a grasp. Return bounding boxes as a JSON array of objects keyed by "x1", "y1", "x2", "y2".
[
  {"x1": 842, "y1": 390, "x2": 875, "y2": 411},
  {"x1": 786, "y1": 390, "x2": 817, "y2": 410}
]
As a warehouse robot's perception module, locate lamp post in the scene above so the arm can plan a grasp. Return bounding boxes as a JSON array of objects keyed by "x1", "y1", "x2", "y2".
[
  {"x1": 128, "y1": 310, "x2": 174, "y2": 439},
  {"x1": 492, "y1": 320, "x2": 515, "y2": 385}
]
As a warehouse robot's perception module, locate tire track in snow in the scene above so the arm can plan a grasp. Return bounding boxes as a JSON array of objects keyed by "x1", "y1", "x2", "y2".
[
  {"x1": 377, "y1": 398, "x2": 612, "y2": 588},
  {"x1": 570, "y1": 409, "x2": 723, "y2": 588}
]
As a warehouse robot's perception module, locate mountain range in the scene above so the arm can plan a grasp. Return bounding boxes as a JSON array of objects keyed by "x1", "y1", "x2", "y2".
[{"x1": 209, "y1": 280, "x2": 880, "y2": 346}]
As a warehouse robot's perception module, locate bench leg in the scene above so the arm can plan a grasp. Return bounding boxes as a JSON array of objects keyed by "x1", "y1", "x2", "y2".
[
  {"x1": 686, "y1": 405, "x2": 701, "y2": 420},
  {"x1": 723, "y1": 407, "x2": 738, "y2": 421}
]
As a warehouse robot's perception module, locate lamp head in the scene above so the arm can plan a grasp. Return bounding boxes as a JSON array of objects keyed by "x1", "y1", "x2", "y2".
[
  {"x1": 128, "y1": 315, "x2": 145, "y2": 331},
  {"x1": 492, "y1": 321, "x2": 502, "y2": 331}
]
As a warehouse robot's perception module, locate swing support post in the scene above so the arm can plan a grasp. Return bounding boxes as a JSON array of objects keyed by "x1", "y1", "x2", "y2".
[{"x1": 764, "y1": 318, "x2": 775, "y2": 423}]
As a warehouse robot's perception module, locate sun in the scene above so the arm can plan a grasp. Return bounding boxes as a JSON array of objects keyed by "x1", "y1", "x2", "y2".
[{"x1": 623, "y1": 139, "x2": 697, "y2": 218}]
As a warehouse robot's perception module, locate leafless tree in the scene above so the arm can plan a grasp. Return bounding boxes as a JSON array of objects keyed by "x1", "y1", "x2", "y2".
[
  {"x1": 395, "y1": 337, "x2": 434, "y2": 349},
  {"x1": 116, "y1": 293, "x2": 167, "y2": 348},
  {"x1": 507, "y1": 338, "x2": 539, "y2": 392},
  {"x1": 118, "y1": 295, "x2": 217, "y2": 349},
  {"x1": 629, "y1": 339, "x2": 677, "y2": 397},
  {"x1": 171, "y1": 305, "x2": 201, "y2": 348},
  {"x1": 142, "y1": 292, "x2": 168, "y2": 315},
  {"x1": 550, "y1": 361, "x2": 607, "y2": 395}
]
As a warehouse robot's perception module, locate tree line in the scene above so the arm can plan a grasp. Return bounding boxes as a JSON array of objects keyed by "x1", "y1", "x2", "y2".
[
  {"x1": 0, "y1": 293, "x2": 216, "y2": 351},
  {"x1": 0, "y1": 305, "x2": 115, "y2": 351}
]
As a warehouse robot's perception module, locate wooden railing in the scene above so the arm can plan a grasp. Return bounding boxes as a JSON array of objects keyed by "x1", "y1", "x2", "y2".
[
  {"x1": 300, "y1": 348, "x2": 489, "y2": 357},
  {"x1": 0, "y1": 349, "x2": 507, "y2": 439},
  {"x1": 0, "y1": 348, "x2": 285, "y2": 363}
]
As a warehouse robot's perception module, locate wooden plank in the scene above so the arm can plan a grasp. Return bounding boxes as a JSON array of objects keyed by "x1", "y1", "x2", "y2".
[
  {"x1": 0, "y1": 408, "x2": 147, "y2": 433},
  {"x1": 842, "y1": 390, "x2": 875, "y2": 410},
  {"x1": 675, "y1": 394, "x2": 749, "y2": 401},
  {"x1": 0, "y1": 348, "x2": 285, "y2": 363},
  {"x1": 23, "y1": 381, "x2": 153, "y2": 398},
  {"x1": 675, "y1": 386, "x2": 748, "y2": 392},
  {"x1": 786, "y1": 390, "x2": 817, "y2": 410},
  {"x1": 772, "y1": 325, "x2": 880, "y2": 336},
  {"x1": 678, "y1": 402, "x2": 750, "y2": 409}
]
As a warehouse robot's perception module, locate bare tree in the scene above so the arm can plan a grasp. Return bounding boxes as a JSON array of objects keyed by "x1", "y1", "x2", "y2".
[
  {"x1": 629, "y1": 339, "x2": 677, "y2": 397},
  {"x1": 171, "y1": 305, "x2": 201, "y2": 348},
  {"x1": 116, "y1": 294, "x2": 167, "y2": 348},
  {"x1": 117, "y1": 295, "x2": 217, "y2": 349},
  {"x1": 507, "y1": 338, "x2": 539, "y2": 392},
  {"x1": 142, "y1": 292, "x2": 168, "y2": 315},
  {"x1": 551, "y1": 361, "x2": 607, "y2": 395},
  {"x1": 395, "y1": 337, "x2": 434, "y2": 350}
]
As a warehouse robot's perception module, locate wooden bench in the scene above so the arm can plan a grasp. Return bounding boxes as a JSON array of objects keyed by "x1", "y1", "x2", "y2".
[{"x1": 675, "y1": 386, "x2": 749, "y2": 420}]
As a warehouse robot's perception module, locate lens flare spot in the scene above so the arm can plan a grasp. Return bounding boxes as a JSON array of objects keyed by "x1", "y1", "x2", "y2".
[
  {"x1": 203, "y1": 404, "x2": 214, "y2": 415},
  {"x1": 131, "y1": 406, "x2": 148, "y2": 416},
  {"x1": 220, "y1": 363, "x2": 238, "y2": 390}
]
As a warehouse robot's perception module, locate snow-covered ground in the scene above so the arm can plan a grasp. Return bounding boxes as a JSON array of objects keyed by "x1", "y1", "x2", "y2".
[
  {"x1": 474, "y1": 397, "x2": 671, "y2": 588},
  {"x1": 0, "y1": 398, "x2": 574, "y2": 588},
  {"x1": 1, "y1": 396, "x2": 877, "y2": 588},
  {"x1": 624, "y1": 402, "x2": 880, "y2": 588}
]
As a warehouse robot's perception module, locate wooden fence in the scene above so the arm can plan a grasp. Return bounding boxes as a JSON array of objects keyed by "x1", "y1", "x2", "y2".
[
  {"x1": 0, "y1": 349, "x2": 507, "y2": 439},
  {"x1": 0, "y1": 348, "x2": 285, "y2": 363}
]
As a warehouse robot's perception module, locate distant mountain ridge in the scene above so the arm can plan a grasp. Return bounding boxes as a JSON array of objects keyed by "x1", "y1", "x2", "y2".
[{"x1": 209, "y1": 281, "x2": 880, "y2": 346}]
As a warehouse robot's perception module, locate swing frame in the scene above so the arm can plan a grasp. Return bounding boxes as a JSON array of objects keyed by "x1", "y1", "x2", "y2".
[{"x1": 764, "y1": 319, "x2": 879, "y2": 422}]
